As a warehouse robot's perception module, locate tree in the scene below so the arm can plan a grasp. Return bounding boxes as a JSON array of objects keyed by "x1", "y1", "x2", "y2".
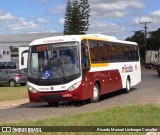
[
  {"x1": 64, "y1": 0, "x2": 72, "y2": 34},
  {"x1": 70, "y1": 0, "x2": 81, "y2": 34},
  {"x1": 79, "y1": 0, "x2": 90, "y2": 34},
  {"x1": 126, "y1": 31, "x2": 145, "y2": 60},
  {"x1": 126, "y1": 31, "x2": 145, "y2": 46},
  {"x1": 126, "y1": 28, "x2": 160, "y2": 63},
  {"x1": 63, "y1": 0, "x2": 90, "y2": 35},
  {"x1": 148, "y1": 28, "x2": 160, "y2": 50}
]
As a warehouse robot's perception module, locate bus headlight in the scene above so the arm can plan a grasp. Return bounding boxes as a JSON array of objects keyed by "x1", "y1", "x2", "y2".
[
  {"x1": 68, "y1": 81, "x2": 81, "y2": 91},
  {"x1": 28, "y1": 86, "x2": 38, "y2": 93}
]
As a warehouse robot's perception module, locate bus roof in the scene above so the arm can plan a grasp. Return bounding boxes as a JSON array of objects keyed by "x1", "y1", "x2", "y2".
[
  {"x1": 30, "y1": 34, "x2": 137, "y2": 46},
  {"x1": 85, "y1": 34, "x2": 137, "y2": 45}
]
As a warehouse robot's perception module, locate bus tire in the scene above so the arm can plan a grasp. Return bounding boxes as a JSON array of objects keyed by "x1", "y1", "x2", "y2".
[
  {"x1": 124, "y1": 77, "x2": 130, "y2": 93},
  {"x1": 90, "y1": 84, "x2": 100, "y2": 103}
]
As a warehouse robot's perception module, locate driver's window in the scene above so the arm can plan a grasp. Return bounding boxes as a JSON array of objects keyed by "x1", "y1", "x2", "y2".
[{"x1": 81, "y1": 40, "x2": 90, "y2": 75}]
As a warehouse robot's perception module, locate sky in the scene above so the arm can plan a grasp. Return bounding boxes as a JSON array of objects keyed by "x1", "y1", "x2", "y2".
[{"x1": 0, "y1": 0, "x2": 160, "y2": 40}]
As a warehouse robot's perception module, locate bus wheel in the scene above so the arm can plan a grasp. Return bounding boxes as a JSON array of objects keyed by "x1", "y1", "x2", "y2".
[
  {"x1": 90, "y1": 84, "x2": 100, "y2": 103},
  {"x1": 124, "y1": 77, "x2": 130, "y2": 93}
]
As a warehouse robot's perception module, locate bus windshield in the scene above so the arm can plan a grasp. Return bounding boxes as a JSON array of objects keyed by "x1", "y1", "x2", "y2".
[{"x1": 28, "y1": 42, "x2": 80, "y2": 82}]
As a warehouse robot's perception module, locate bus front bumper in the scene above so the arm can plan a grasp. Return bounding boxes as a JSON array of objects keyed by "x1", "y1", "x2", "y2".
[{"x1": 28, "y1": 88, "x2": 83, "y2": 103}]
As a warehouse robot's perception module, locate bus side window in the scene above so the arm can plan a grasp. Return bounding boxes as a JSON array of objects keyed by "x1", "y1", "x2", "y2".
[
  {"x1": 123, "y1": 46, "x2": 130, "y2": 61},
  {"x1": 115, "y1": 45, "x2": 123, "y2": 61},
  {"x1": 99, "y1": 42, "x2": 108, "y2": 61},
  {"x1": 108, "y1": 44, "x2": 116, "y2": 62},
  {"x1": 89, "y1": 41, "x2": 98, "y2": 62}
]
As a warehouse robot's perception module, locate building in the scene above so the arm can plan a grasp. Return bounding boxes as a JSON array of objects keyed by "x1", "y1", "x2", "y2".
[
  {"x1": 0, "y1": 33, "x2": 62, "y2": 47},
  {"x1": 0, "y1": 46, "x2": 11, "y2": 62},
  {"x1": 0, "y1": 33, "x2": 62, "y2": 67}
]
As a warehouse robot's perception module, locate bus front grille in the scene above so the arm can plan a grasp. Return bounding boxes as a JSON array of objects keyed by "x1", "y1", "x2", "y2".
[{"x1": 40, "y1": 94, "x2": 63, "y2": 101}]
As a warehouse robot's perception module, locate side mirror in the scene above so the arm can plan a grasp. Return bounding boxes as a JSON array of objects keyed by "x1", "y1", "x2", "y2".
[
  {"x1": 21, "y1": 50, "x2": 29, "y2": 66},
  {"x1": 21, "y1": 56, "x2": 24, "y2": 65}
]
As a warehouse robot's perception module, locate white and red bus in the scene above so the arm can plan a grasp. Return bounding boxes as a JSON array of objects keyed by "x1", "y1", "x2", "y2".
[{"x1": 24, "y1": 34, "x2": 141, "y2": 105}]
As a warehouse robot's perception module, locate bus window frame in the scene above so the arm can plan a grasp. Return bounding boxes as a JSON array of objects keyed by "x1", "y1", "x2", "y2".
[{"x1": 87, "y1": 39, "x2": 139, "y2": 64}]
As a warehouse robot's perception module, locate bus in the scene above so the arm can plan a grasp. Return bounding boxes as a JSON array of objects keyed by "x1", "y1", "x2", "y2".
[{"x1": 23, "y1": 34, "x2": 141, "y2": 106}]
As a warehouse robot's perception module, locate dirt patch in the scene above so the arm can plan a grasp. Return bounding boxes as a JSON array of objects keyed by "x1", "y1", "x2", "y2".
[{"x1": 0, "y1": 98, "x2": 29, "y2": 109}]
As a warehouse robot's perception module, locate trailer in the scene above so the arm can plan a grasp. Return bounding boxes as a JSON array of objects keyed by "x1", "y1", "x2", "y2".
[{"x1": 145, "y1": 50, "x2": 158, "y2": 69}]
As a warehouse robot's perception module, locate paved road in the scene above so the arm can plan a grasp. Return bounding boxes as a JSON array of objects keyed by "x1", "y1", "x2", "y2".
[{"x1": 0, "y1": 68, "x2": 160, "y2": 123}]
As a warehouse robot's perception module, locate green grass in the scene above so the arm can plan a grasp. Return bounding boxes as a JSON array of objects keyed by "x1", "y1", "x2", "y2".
[
  {"x1": 0, "y1": 85, "x2": 28, "y2": 101},
  {"x1": 1, "y1": 104, "x2": 160, "y2": 135}
]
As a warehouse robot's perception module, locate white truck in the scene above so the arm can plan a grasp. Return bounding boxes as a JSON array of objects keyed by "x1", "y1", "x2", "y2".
[
  {"x1": 145, "y1": 50, "x2": 158, "y2": 69},
  {"x1": 19, "y1": 46, "x2": 29, "y2": 70}
]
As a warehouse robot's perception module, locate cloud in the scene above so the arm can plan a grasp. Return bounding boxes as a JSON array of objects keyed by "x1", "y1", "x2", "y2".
[
  {"x1": 36, "y1": 17, "x2": 50, "y2": 24},
  {"x1": 50, "y1": 5, "x2": 65, "y2": 14},
  {"x1": 90, "y1": 0, "x2": 145, "y2": 9},
  {"x1": 134, "y1": 11, "x2": 160, "y2": 25},
  {"x1": 90, "y1": 0, "x2": 146, "y2": 18},
  {"x1": 5, "y1": 18, "x2": 40, "y2": 33},
  {"x1": 59, "y1": 18, "x2": 64, "y2": 25},
  {"x1": 40, "y1": 0, "x2": 50, "y2": 3},
  {"x1": 0, "y1": 11, "x2": 50, "y2": 33},
  {"x1": 88, "y1": 20, "x2": 126, "y2": 37},
  {"x1": 133, "y1": 14, "x2": 160, "y2": 33},
  {"x1": 150, "y1": 10, "x2": 160, "y2": 17},
  {"x1": 134, "y1": 16, "x2": 152, "y2": 24},
  {"x1": 85, "y1": 0, "x2": 146, "y2": 38},
  {"x1": 92, "y1": 10, "x2": 128, "y2": 18},
  {"x1": 50, "y1": 0, "x2": 146, "y2": 39},
  {"x1": 0, "y1": 0, "x2": 156, "y2": 39},
  {"x1": 0, "y1": 11, "x2": 15, "y2": 20}
]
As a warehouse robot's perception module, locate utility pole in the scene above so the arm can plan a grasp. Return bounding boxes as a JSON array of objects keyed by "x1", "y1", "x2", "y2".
[
  {"x1": 140, "y1": 21, "x2": 151, "y2": 50},
  {"x1": 140, "y1": 21, "x2": 151, "y2": 66}
]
